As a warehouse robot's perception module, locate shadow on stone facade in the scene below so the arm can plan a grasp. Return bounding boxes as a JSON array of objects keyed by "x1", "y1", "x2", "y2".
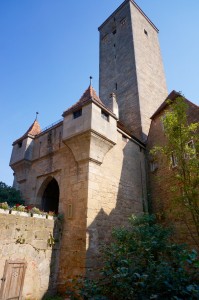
[
  {"x1": 42, "y1": 218, "x2": 63, "y2": 298},
  {"x1": 86, "y1": 140, "x2": 147, "y2": 276}
]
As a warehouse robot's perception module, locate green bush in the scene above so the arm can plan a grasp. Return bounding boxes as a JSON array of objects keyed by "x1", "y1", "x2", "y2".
[{"x1": 67, "y1": 214, "x2": 199, "y2": 300}]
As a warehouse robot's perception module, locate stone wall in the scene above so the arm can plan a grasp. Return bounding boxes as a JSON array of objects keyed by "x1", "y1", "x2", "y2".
[
  {"x1": 99, "y1": 0, "x2": 167, "y2": 141},
  {"x1": 86, "y1": 130, "x2": 147, "y2": 273},
  {"x1": 0, "y1": 212, "x2": 62, "y2": 299},
  {"x1": 10, "y1": 85, "x2": 148, "y2": 293}
]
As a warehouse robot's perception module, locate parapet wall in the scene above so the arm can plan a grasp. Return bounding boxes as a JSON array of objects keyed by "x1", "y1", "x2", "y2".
[{"x1": 0, "y1": 212, "x2": 62, "y2": 299}]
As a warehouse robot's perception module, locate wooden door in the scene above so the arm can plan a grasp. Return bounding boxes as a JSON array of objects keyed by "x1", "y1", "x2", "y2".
[{"x1": 0, "y1": 260, "x2": 27, "y2": 300}]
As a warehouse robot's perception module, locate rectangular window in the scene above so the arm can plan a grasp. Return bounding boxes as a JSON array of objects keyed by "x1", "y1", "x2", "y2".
[
  {"x1": 185, "y1": 140, "x2": 195, "y2": 159},
  {"x1": 73, "y1": 109, "x2": 82, "y2": 119},
  {"x1": 18, "y1": 141, "x2": 22, "y2": 148},
  {"x1": 187, "y1": 140, "x2": 195, "y2": 149},
  {"x1": 171, "y1": 152, "x2": 178, "y2": 168},
  {"x1": 150, "y1": 161, "x2": 158, "y2": 172},
  {"x1": 101, "y1": 110, "x2": 109, "y2": 121}
]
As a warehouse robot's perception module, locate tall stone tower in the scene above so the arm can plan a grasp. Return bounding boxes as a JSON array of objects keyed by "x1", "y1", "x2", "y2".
[{"x1": 99, "y1": 0, "x2": 168, "y2": 141}]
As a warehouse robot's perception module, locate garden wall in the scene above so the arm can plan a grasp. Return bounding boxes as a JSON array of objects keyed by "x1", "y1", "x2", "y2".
[{"x1": 0, "y1": 212, "x2": 62, "y2": 299}]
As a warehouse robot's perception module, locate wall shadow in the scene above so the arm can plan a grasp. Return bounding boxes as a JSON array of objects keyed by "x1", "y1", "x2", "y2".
[
  {"x1": 86, "y1": 140, "x2": 147, "y2": 275},
  {"x1": 42, "y1": 217, "x2": 63, "y2": 298}
]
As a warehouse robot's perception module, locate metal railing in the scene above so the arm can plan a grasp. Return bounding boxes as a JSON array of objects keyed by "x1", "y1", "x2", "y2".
[{"x1": 41, "y1": 118, "x2": 63, "y2": 133}]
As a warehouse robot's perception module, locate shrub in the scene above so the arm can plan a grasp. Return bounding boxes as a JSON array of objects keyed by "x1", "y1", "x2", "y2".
[{"x1": 67, "y1": 214, "x2": 199, "y2": 300}]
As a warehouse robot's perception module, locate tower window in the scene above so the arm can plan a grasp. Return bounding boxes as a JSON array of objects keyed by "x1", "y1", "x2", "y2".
[
  {"x1": 112, "y1": 29, "x2": 117, "y2": 35},
  {"x1": 73, "y1": 109, "x2": 82, "y2": 119},
  {"x1": 18, "y1": 141, "x2": 22, "y2": 148},
  {"x1": 101, "y1": 110, "x2": 109, "y2": 121},
  {"x1": 115, "y1": 83, "x2": 118, "y2": 90},
  {"x1": 144, "y1": 29, "x2": 148, "y2": 36}
]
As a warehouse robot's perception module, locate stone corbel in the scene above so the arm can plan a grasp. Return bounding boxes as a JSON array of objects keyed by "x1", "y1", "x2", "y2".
[{"x1": 63, "y1": 130, "x2": 115, "y2": 165}]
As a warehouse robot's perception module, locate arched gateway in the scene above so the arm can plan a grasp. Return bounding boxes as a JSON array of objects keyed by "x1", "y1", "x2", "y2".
[{"x1": 41, "y1": 178, "x2": 59, "y2": 214}]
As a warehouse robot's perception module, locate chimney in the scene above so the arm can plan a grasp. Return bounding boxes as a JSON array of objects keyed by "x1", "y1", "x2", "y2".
[{"x1": 109, "y1": 93, "x2": 119, "y2": 119}]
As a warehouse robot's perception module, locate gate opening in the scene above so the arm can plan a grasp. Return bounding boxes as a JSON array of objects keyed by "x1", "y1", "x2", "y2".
[{"x1": 42, "y1": 178, "x2": 59, "y2": 213}]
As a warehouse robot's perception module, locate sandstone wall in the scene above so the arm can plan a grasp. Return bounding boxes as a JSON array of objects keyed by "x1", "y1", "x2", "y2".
[
  {"x1": 0, "y1": 213, "x2": 61, "y2": 299},
  {"x1": 99, "y1": 0, "x2": 167, "y2": 141},
  {"x1": 86, "y1": 130, "x2": 147, "y2": 273}
]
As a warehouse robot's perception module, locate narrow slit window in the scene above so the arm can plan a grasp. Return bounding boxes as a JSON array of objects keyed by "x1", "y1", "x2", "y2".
[
  {"x1": 73, "y1": 109, "x2": 82, "y2": 119},
  {"x1": 68, "y1": 204, "x2": 73, "y2": 219},
  {"x1": 144, "y1": 29, "x2": 148, "y2": 36}
]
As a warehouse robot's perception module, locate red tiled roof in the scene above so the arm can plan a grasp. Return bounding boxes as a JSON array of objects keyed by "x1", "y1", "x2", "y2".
[
  {"x1": 151, "y1": 90, "x2": 199, "y2": 119},
  {"x1": 62, "y1": 85, "x2": 115, "y2": 117},
  {"x1": 13, "y1": 120, "x2": 41, "y2": 145}
]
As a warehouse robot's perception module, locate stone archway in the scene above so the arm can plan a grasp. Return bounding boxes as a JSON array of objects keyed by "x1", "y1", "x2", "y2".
[{"x1": 41, "y1": 178, "x2": 59, "y2": 213}]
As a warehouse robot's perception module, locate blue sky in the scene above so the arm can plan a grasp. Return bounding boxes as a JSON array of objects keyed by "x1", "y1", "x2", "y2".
[{"x1": 1, "y1": 0, "x2": 199, "y2": 186}]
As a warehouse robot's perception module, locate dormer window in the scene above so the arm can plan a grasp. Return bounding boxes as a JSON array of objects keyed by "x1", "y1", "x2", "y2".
[
  {"x1": 73, "y1": 109, "x2": 82, "y2": 119},
  {"x1": 101, "y1": 110, "x2": 109, "y2": 121}
]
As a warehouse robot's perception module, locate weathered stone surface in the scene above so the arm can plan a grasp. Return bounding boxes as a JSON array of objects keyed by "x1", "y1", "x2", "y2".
[
  {"x1": 0, "y1": 213, "x2": 61, "y2": 299},
  {"x1": 99, "y1": 0, "x2": 167, "y2": 141}
]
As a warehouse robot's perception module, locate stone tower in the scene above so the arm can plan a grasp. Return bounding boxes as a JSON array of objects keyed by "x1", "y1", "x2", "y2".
[{"x1": 99, "y1": 0, "x2": 168, "y2": 141}]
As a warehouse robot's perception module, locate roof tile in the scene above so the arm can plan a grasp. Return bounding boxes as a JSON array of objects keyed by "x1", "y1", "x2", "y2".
[
  {"x1": 62, "y1": 85, "x2": 114, "y2": 116},
  {"x1": 13, "y1": 120, "x2": 41, "y2": 145}
]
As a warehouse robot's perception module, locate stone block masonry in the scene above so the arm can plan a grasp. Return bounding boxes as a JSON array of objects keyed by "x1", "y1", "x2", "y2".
[{"x1": 0, "y1": 213, "x2": 62, "y2": 299}]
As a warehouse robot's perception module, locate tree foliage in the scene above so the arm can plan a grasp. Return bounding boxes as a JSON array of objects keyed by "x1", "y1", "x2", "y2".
[
  {"x1": 66, "y1": 214, "x2": 199, "y2": 300},
  {"x1": 151, "y1": 96, "x2": 199, "y2": 241},
  {"x1": 0, "y1": 181, "x2": 24, "y2": 206}
]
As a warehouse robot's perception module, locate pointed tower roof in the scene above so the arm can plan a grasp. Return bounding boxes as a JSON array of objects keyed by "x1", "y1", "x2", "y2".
[
  {"x1": 62, "y1": 85, "x2": 116, "y2": 117},
  {"x1": 13, "y1": 119, "x2": 41, "y2": 145}
]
